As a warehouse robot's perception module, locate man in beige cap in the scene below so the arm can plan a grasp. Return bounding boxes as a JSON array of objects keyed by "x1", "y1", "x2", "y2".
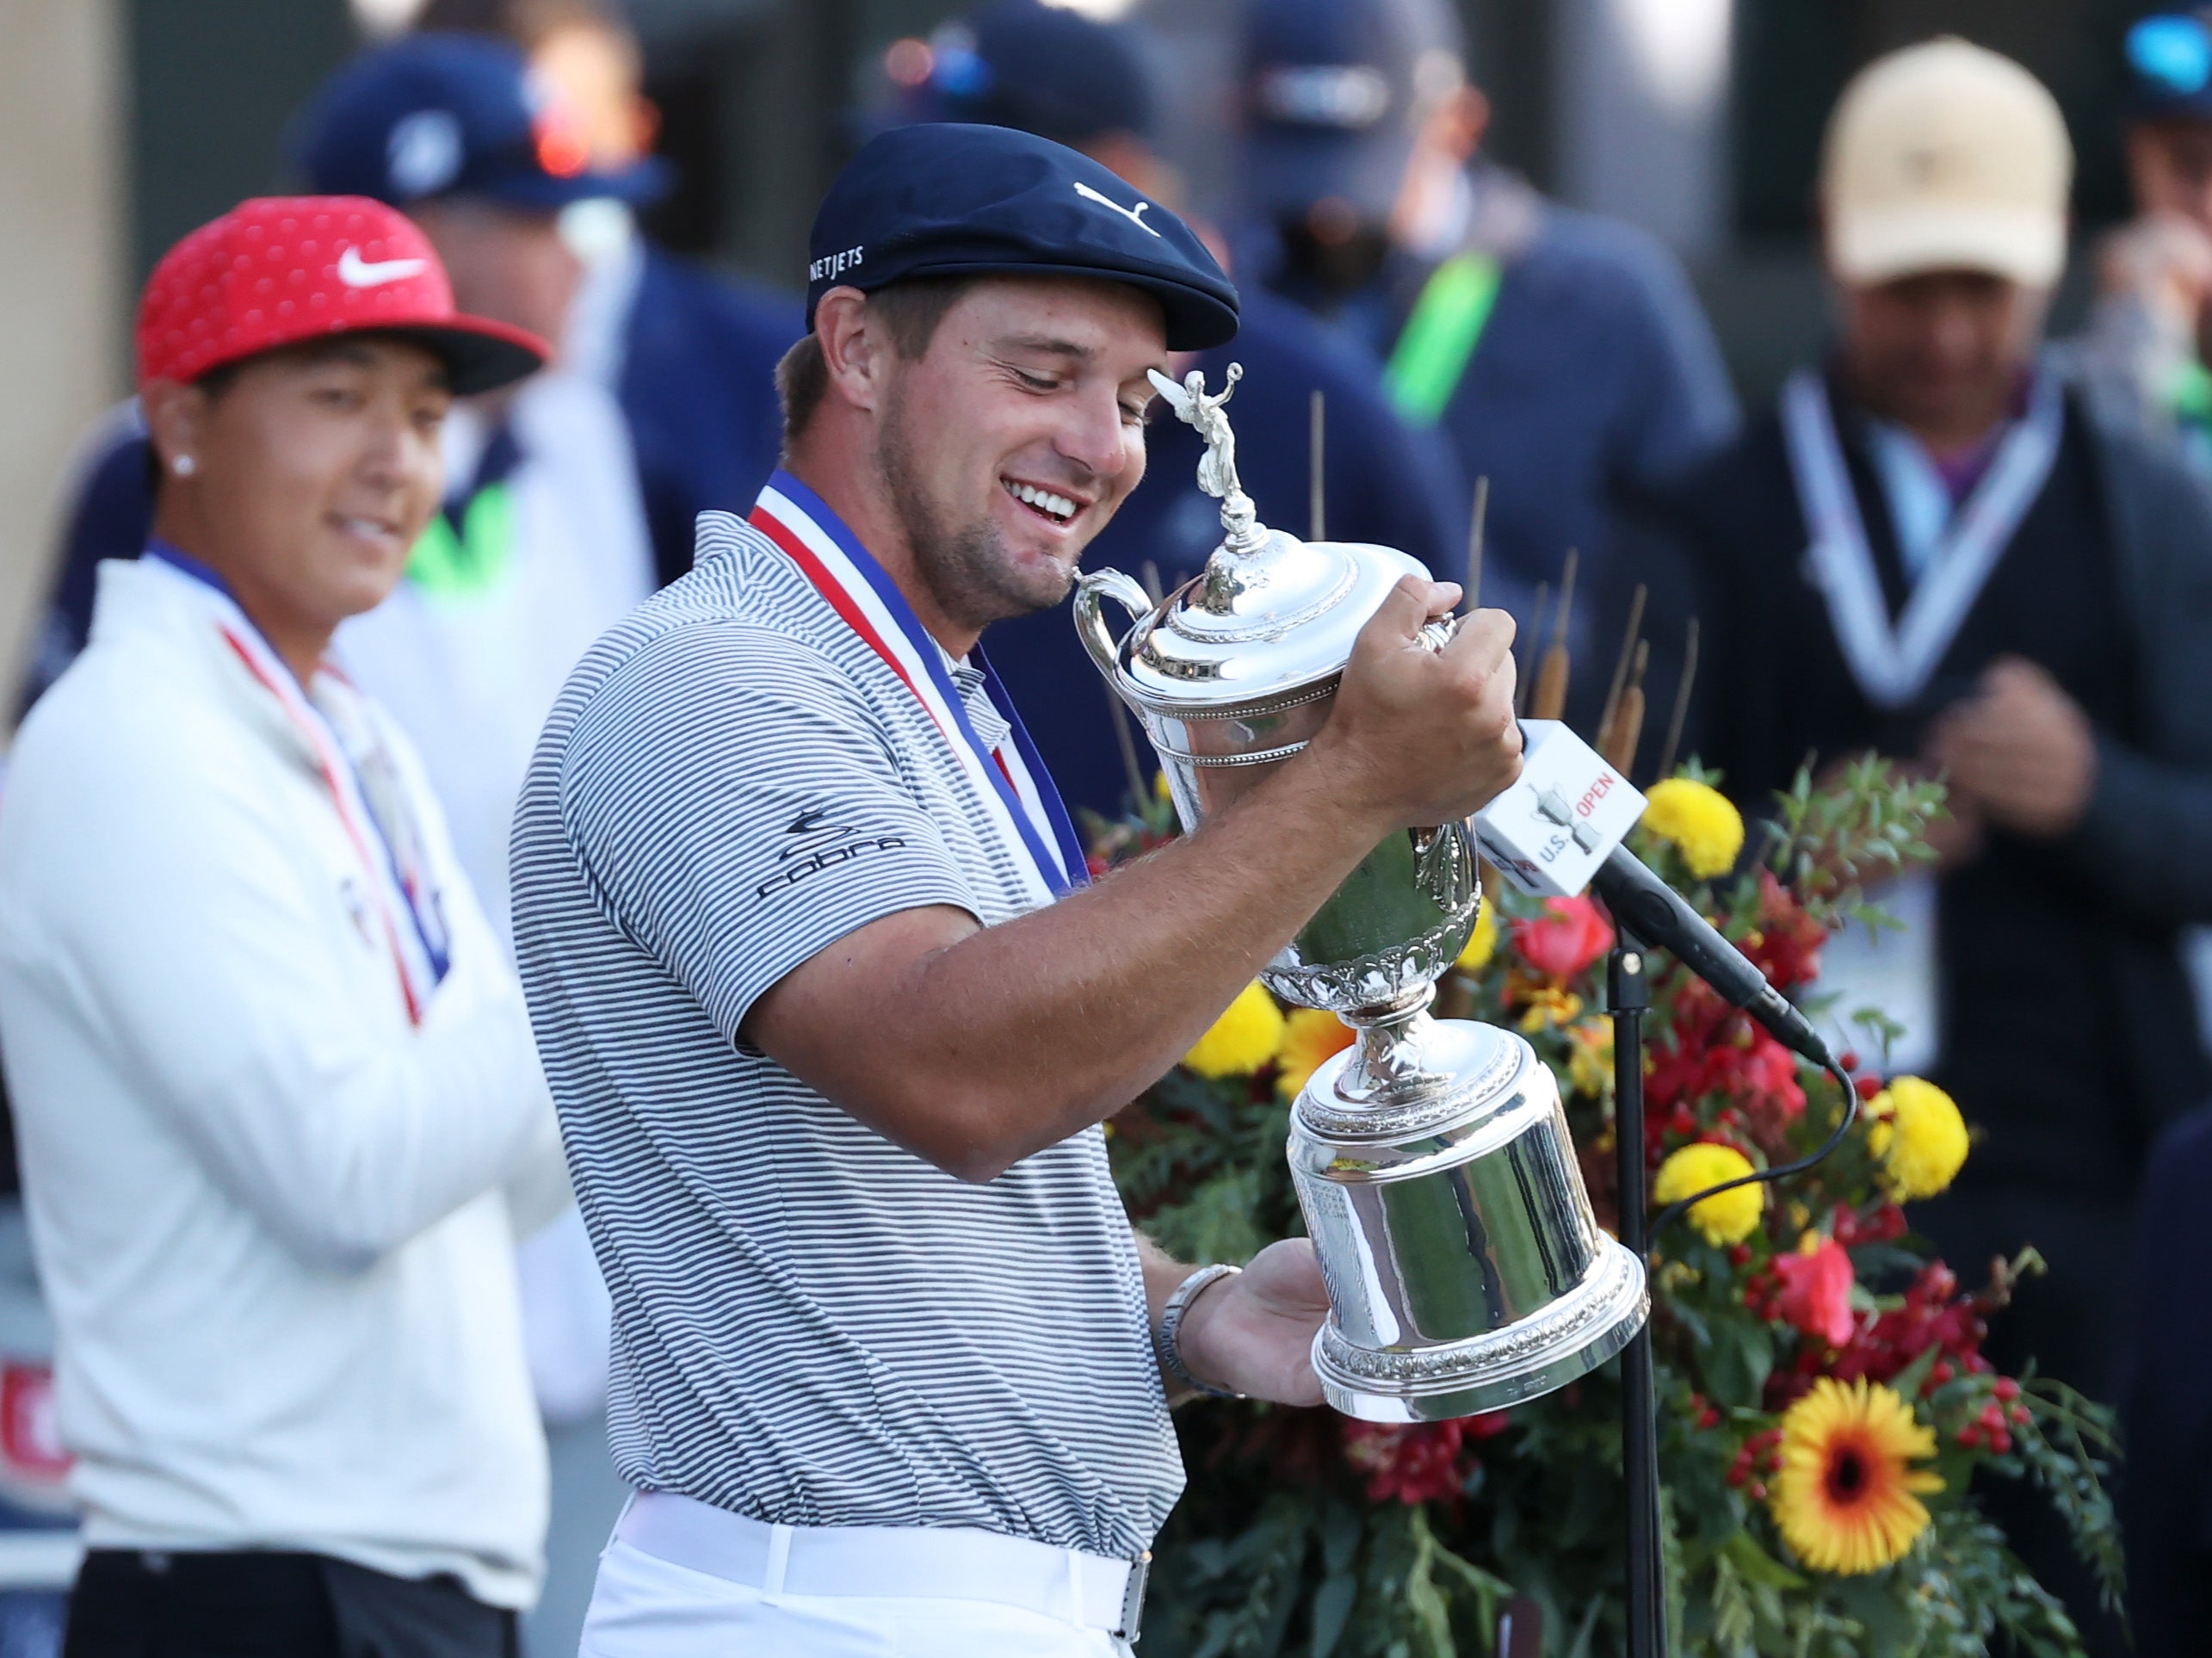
[{"x1": 1597, "y1": 41, "x2": 2212, "y2": 1643}]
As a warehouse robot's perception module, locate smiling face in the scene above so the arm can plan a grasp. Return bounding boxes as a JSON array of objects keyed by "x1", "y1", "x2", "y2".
[
  {"x1": 865, "y1": 276, "x2": 1168, "y2": 634},
  {"x1": 144, "y1": 336, "x2": 451, "y2": 659}
]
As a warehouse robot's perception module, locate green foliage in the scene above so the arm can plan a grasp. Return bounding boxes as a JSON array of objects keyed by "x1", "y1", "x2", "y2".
[{"x1": 1761, "y1": 755, "x2": 1946, "y2": 928}]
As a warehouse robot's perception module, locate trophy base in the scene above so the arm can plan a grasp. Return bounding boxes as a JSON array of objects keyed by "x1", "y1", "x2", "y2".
[{"x1": 1312, "y1": 1237, "x2": 1649, "y2": 1424}]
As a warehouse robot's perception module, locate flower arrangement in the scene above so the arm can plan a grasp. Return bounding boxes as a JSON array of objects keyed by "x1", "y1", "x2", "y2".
[{"x1": 1097, "y1": 758, "x2": 2121, "y2": 1657}]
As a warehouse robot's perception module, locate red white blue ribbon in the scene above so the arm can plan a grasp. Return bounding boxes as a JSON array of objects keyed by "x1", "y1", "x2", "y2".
[
  {"x1": 144, "y1": 543, "x2": 452, "y2": 1024},
  {"x1": 750, "y1": 472, "x2": 1088, "y2": 906}
]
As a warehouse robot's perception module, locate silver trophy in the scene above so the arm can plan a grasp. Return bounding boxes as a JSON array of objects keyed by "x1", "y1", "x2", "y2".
[{"x1": 1077, "y1": 366, "x2": 1647, "y2": 1422}]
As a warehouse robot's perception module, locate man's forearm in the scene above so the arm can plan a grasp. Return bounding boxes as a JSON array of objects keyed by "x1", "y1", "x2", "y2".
[
  {"x1": 897, "y1": 749, "x2": 1387, "y2": 1169},
  {"x1": 747, "y1": 585, "x2": 1523, "y2": 1180}
]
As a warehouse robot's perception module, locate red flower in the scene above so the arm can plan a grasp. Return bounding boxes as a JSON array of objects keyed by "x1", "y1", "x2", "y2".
[
  {"x1": 1645, "y1": 1017, "x2": 1804, "y2": 1148},
  {"x1": 1511, "y1": 896, "x2": 1615, "y2": 982},
  {"x1": 1339, "y1": 1414, "x2": 1505, "y2": 1506},
  {"x1": 1734, "y1": 1030, "x2": 1807, "y2": 1129},
  {"x1": 1772, "y1": 1261, "x2": 1993, "y2": 1409},
  {"x1": 1772, "y1": 1238, "x2": 1857, "y2": 1347},
  {"x1": 1833, "y1": 1203, "x2": 1906, "y2": 1247},
  {"x1": 1746, "y1": 870, "x2": 1826, "y2": 992}
]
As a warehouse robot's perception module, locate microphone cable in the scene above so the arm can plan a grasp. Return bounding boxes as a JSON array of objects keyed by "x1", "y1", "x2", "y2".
[{"x1": 1649, "y1": 1056, "x2": 1863, "y2": 1241}]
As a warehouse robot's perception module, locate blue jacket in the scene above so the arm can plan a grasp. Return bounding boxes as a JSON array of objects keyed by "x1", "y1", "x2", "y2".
[
  {"x1": 1257, "y1": 169, "x2": 1737, "y2": 656},
  {"x1": 619, "y1": 247, "x2": 801, "y2": 585},
  {"x1": 2122, "y1": 1104, "x2": 2212, "y2": 1656}
]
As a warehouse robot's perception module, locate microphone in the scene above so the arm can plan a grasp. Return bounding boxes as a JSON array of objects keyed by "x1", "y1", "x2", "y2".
[
  {"x1": 1471, "y1": 721, "x2": 1835, "y2": 1068},
  {"x1": 1587, "y1": 847, "x2": 1833, "y2": 1067}
]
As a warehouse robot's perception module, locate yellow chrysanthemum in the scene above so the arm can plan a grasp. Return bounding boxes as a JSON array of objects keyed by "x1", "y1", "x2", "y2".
[
  {"x1": 1652, "y1": 1142, "x2": 1764, "y2": 1246},
  {"x1": 1865, "y1": 1076, "x2": 1969, "y2": 1201},
  {"x1": 1275, "y1": 1007, "x2": 1356, "y2": 1098},
  {"x1": 1565, "y1": 1021, "x2": 1614, "y2": 1098},
  {"x1": 1770, "y1": 1377, "x2": 1943, "y2": 1575},
  {"x1": 1455, "y1": 901, "x2": 1499, "y2": 973},
  {"x1": 1641, "y1": 777, "x2": 1745, "y2": 880},
  {"x1": 1516, "y1": 986, "x2": 1584, "y2": 1034},
  {"x1": 1183, "y1": 982, "x2": 1287, "y2": 1079}
]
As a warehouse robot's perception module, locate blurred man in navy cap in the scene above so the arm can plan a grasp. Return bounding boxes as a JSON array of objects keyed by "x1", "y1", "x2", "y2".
[
  {"x1": 510, "y1": 121, "x2": 1526, "y2": 1654},
  {"x1": 896, "y1": 0, "x2": 1480, "y2": 819},
  {"x1": 417, "y1": 0, "x2": 804, "y2": 584},
  {"x1": 1239, "y1": 0, "x2": 1735, "y2": 667}
]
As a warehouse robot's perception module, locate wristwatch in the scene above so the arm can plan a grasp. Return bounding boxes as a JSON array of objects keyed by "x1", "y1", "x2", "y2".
[{"x1": 1154, "y1": 1262, "x2": 1245, "y2": 1400}]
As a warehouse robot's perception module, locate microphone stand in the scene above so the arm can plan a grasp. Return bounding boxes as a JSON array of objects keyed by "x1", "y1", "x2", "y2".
[{"x1": 1609, "y1": 932, "x2": 1665, "y2": 1658}]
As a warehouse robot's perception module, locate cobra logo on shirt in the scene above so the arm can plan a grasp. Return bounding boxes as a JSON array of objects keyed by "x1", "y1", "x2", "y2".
[{"x1": 755, "y1": 806, "x2": 905, "y2": 899}]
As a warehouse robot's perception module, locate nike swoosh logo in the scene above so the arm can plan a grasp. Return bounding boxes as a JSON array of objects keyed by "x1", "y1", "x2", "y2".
[
  {"x1": 337, "y1": 246, "x2": 429, "y2": 288},
  {"x1": 1072, "y1": 181, "x2": 1160, "y2": 238}
]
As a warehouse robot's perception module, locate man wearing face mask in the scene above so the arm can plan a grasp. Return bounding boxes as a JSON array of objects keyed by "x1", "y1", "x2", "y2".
[
  {"x1": 1238, "y1": 0, "x2": 1736, "y2": 655},
  {"x1": 412, "y1": 0, "x2": 805, "y2": 585},
  {"x1": 1598, "y1": 42, "x2": 2212, "y2": 1649},
  {"x1": 2073, "y1": 9, "x2": 2212, "y2": 472}
]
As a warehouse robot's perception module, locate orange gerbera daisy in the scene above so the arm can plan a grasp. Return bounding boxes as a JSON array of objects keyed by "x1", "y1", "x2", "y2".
[{"x1": 1770, "y1": 1377, "x2": 1943, "y2": 1574}]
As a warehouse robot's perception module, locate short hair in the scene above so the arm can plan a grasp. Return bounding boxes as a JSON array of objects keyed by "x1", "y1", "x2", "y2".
[{"x1": 777, "y1": 276, "x2": 977, "y2": 454}]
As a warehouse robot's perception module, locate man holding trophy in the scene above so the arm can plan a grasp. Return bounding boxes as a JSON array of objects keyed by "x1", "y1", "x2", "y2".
[{"x1": 510, "y1": 121, "x2": 1528, "y2": 1655}]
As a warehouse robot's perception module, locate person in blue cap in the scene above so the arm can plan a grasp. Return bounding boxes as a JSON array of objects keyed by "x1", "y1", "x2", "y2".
[
  {"x1": 416, "y1": 0, "x2": 804, "y2": 585},
  {"x1": 1237, "y1": 0, "x2": 1735, "y2": 681},
  {"x1": 2071, "y1": 10, "x2": 2212, "y2": 473},
  {"x1": 893, "y1": 0, "x2": 1483, "y2": 820},
  {"x1": 508, "y1": 121, "x2": 1527, "y2": 1655}
]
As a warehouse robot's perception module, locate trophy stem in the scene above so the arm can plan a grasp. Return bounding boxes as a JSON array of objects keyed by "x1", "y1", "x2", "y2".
[{"x1": 1332, "y1": 986, "x2": 1448, "y2": 1110}]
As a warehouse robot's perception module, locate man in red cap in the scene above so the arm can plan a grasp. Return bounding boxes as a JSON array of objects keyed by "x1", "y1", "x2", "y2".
[{"x1": 0, "y1": 197, "x2": 570, "y2": 1655}]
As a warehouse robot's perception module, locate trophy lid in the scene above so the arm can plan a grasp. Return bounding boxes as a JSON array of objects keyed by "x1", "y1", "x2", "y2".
[{"x1": 1112, "y1": 366, "x2": 1430, "y2": 714}]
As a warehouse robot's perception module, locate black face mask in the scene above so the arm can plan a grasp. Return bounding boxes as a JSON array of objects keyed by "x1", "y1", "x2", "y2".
[{"x1": 1273, "y1": 217, "x2": 1393, "y2": 305}]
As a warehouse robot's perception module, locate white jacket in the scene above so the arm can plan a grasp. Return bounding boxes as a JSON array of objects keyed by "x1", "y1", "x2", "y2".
[{"x1": 0, "y1": 556, "x2": 563, "y2": 1607}]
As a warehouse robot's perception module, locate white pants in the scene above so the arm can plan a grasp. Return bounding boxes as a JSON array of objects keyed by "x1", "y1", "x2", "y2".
[
  {"x1": 582, "y1": 1538, "x2": 1133, "y2": 1656},
  {"x1": 579, "y1": 1494, "x2": 1139, "y2": 1658}
]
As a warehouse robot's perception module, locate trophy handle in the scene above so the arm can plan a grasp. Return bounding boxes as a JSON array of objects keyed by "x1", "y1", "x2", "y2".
[{"x1": 1074, "y1": 568, "x2": 1155, "y2": 683}]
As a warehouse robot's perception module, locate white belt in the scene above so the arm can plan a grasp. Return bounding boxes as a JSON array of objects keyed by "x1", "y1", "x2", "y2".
[{"x1": 614, "y1": 1490, "x2": 1151, "y2": 1642}]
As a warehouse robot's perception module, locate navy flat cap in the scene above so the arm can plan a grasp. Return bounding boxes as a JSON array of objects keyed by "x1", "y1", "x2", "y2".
[{"x1": 805, "y1": 123, "x2": 1239, "y2": 351}]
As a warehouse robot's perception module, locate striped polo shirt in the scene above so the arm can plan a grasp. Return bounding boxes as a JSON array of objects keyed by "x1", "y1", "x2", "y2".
[{"x1": 509, "y1": 473, "x2": 1182, "y2": 1561}]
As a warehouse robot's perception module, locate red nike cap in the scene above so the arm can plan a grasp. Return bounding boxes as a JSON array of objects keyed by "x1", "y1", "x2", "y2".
[{"x1": 136, "y1": 195, "x2": 547, "y2": 396}]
